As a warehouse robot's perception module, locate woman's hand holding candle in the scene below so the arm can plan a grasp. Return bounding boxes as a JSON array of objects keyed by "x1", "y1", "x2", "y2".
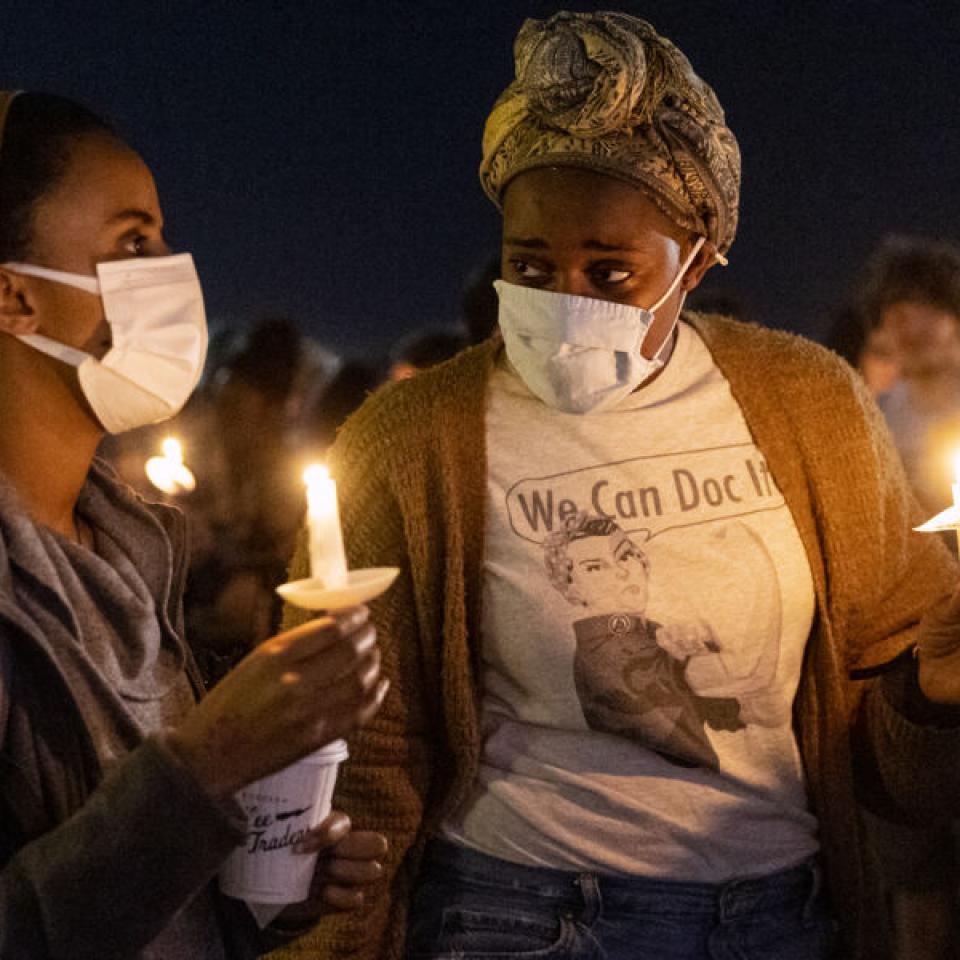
[
  {"x1": 165, "y1": 605, "x2": 388, "y2": 801},
  {"x1": 912, "y1": 452, "x2": 960, "y2": 703}
]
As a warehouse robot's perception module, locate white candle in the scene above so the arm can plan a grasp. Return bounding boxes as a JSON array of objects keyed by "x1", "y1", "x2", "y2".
[{"x1": 304, "y1": 464, "x2": 348, "y2": 588}]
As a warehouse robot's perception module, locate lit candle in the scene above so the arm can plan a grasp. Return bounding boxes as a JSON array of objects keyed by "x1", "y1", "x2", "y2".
[
  {"x1": 303, "y1": 464, "x2": 348, "y2": 588},
  {"x1": 145, "y1": 437, "x2": 196, "y2": 495}
]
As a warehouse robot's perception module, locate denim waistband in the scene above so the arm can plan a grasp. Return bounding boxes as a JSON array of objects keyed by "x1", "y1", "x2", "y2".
[{"x1": 420, "y1": 838, "x2": 824, "y2": 922}]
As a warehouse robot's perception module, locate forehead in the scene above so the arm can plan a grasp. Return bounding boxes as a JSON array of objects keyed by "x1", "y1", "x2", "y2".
[
  {"x1": 502, "y1": 167, "x2": 684, "y2": 250},
  {"x1": 884, "y1": 300, "x2": 959, "y2": 329},
  {"x1": 28, "y1": 135, "x2": 160, "y2": 252}
]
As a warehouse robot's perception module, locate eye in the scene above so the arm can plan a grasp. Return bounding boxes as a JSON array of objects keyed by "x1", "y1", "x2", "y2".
[
  {"x1": 590, "y1": 265, "x2": 632, "y2": 286},
  {"x1": 120, "y1": 234, "x2": 149, "y2": 257},
  {"x1": 507, "y1": 258, "x2": 549, "y2": 282}
]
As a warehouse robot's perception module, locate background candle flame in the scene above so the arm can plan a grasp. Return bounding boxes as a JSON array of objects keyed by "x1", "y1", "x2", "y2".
[
  {"x1": 163, "y1": 437, "x2": 184, "y2": 463},
  {"x1": 146, "y1": 436, "x2": 196, "y2": 495}
]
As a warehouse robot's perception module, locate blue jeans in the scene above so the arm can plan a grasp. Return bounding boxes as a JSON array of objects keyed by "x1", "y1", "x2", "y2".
[{"x1": 407, "y1": 839, "x2": 835, "y2": 959}]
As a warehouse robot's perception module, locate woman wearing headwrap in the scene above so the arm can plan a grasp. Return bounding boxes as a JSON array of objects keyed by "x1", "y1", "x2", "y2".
[
  {"x1": 280, "y1": 12, "x2": 960, "y2": 959},
  {"x1": 0, "y1": 91, "x2": 389, "y2": 958}
]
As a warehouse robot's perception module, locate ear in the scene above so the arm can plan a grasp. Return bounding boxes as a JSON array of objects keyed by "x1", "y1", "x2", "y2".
[
  {"x1": 680, "y1": 240, "x2": 722, "y2": 293},
  {"x1": 0, "y1": 267, "x2": 39, "y2": 336}
]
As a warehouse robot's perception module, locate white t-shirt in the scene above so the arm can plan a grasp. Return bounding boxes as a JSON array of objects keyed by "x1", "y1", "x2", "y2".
[{"x1": 442, "y1": 321, "x2": 819, "y2": 881}]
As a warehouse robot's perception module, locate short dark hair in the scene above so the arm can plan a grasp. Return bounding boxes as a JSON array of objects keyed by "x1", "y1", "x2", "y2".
[
  {"x1": 0, "y1": 92, "x2": 119, "y2": 261},
  {"x1": 220, "y1": 317, "x2": 304, "y2": 403},
  {"x1": 859, "y1": 234, "x2": 960, "y2": 325},
  {"x1": 389, "y1": 328, "x2": 467, "y2": 371}
]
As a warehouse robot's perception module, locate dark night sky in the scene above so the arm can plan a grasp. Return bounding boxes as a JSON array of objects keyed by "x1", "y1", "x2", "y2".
[{"x1": 3, "y1": 1, "x2": 960, "y2": 357}]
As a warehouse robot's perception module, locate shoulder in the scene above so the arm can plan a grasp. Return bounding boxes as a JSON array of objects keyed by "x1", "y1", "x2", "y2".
[{"x1": 685, "y1": 310, "x2": 866, "y2": 403}]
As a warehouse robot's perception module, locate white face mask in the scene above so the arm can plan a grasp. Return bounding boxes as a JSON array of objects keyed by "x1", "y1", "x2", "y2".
[
  {"x1": 496, "y1": 236, "x2": 705, "y2": 414},
  {"x1": 1, "y1": 253, "x2": 208, "y2": 433}
]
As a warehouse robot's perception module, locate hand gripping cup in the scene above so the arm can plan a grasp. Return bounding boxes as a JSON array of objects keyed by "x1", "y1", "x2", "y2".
[{"x1": 219, "y1": 739, "x2": 349, "y2": 906}]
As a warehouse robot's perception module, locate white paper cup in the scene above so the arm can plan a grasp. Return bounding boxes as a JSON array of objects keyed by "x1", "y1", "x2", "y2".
[{"x1": 219, "y1": 739, "x2": 349, "y2": 904}]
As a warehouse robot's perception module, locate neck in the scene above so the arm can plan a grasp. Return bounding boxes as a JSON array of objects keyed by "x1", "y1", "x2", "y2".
[{"x1": 0, "y1": 346, "x2": 102, "y2": 539}]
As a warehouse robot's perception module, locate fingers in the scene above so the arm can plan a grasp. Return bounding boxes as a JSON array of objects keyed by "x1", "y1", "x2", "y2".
[
  {"x1": 327, "y1": 830, "x2": 389, "y2": 861},
  {"x1": 304, "y1": 671, "x2": 389, "y2": 749},
  {"x1": 309, "y1": 626, "x2": 380, "y2": 691},
  {"x1": 258, "y1": 607, "x2": 380, "y2": 697},
  {"x1": 294, "y1": 812, "x2": 352, "y2": 853},
  {"x1": 320, "y1": 885, "x2": 365, "y2": 911},
  {"x1": 355, "y1": 677, "x2": 391, "y2": 725},
  {"x1": 262, "y1": 605, "x2": 371, "y2": 662},
  {"x1": 297, "y1": 824, "x2": 388, "y2": 915},
  {"x1": 320, "y1": 856, "x2": 383, "y2": 886}
]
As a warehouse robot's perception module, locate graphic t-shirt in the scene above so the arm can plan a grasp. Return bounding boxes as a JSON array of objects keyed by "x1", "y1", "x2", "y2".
[{"x1": 441, "y1": 321, "x2": 819, "y2": 881}]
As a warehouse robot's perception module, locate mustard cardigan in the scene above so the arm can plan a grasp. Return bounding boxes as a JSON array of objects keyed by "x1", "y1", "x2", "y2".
[{"x1": 275, "y1": 313, "x2": 960, "y2": 959}]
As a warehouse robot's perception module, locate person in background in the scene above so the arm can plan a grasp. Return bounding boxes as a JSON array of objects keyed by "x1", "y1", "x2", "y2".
[
  {"x1": 852, "y1": 235, "x2": 960, "y2": 960},
  {"x1": 304, "y1": 357, "x2": 386, "y2": 453},
  {"x1": 861, "y1": 235, "x2": 960, "y2": 511},
  {"x1": 278, "y1": 12, "x2": 960, "y2": 960},
  {"x1": 0, "y1": 90, "x2": 388, "y2": 959},
  {"x1": 181, "y1": 317, "x2": 310, "y2": 671},
  {"x1": 387, "y1": 327, "x2": 468, "y2": 381},
  {"x1": 823, "y1": 302, "x2": 902, "y2": 398},
  {"x1": 460, "y1": 253, "x2": 501, "y2": 345}
]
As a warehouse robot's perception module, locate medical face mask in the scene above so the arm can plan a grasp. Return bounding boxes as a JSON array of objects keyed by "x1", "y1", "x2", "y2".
[
  {"x1": 1, "y1": 253, "x2": 207, "y2": 433},
  {"x1": 496, "y1": 236, "x2": 705, "y2": 414}
]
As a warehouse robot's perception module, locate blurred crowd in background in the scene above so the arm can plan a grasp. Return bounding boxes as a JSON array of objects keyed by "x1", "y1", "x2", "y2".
[
  {"x1": 98, "y1": 236, "x2": 960, "y2": 670},
  {"x1": 98, "y1": 251, "x2": 500, "y2": 677},
  {"x1": 96, "y1": 235, "x2": 960, "y2": 960}
]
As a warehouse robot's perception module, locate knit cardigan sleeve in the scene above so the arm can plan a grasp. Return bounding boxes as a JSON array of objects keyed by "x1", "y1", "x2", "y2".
[
  {"x1": 688, "y1": 312, "x2": 960, "y2": 824},
  {"x1": 774, "y1": 331, "x2": 960, "y2": 824},
  {"x1": 842, "y1": 378, "x2": 960, "y2": 821},
  {"x1": 273, "y1": 383, "x2": 442, "y2": 960}
]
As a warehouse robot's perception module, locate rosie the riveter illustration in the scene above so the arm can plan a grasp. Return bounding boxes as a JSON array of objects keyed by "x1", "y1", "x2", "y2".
[{"x1": 543, "y1": 511, "x2": 780, "y2": 769}]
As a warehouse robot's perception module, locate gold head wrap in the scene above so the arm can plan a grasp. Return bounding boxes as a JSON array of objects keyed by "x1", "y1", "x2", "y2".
[{"x1": 480, "y1": 12, "x2": 741, "y2": 257}]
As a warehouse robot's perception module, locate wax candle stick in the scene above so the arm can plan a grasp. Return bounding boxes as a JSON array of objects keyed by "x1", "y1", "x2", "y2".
[{"x1": 304, "y1": 464, "x2": 348, "y2": 588}]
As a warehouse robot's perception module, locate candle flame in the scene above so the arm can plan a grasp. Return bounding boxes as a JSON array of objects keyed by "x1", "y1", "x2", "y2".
[
  {"x1": 145, "y1": 436, "x2": 195, "y2": 494},
  {"x1": 953, "y1": 452, "x2": 960, "y2": 485},
  {"x1": 162, "y1": 437, "x2": 184, "y2": 463},
  {"x1": 304, "y1": 463, "x2": 330, "y2": 487}
]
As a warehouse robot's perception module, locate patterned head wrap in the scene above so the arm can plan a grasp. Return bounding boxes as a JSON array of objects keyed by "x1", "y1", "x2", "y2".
[{"x1": 480, "y1": 12, "x2": 741, "y2": 257}]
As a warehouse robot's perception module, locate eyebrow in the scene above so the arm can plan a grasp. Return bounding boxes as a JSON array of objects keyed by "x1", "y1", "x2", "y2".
[
  {"x1": 106, "y1": 208, "x2": 157, "y2": 227},
  {"x1": 503, "y1": 236, "x2": 648, "y2": 255}
]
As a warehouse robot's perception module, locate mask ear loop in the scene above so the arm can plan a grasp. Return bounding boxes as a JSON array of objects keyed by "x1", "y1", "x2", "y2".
[
  {"x1": 644, "y1": 235, "x2": 707, "y2": 364},
  {"x1": 0, "y1": 262, "x2": 101, "y2": 295}
]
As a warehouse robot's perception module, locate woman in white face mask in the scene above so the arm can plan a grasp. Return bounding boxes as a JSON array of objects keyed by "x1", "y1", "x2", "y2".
[
  {"x1": 280, "y1": 12, "x2": 960, "y2": 960},
  {"x1": 0, "y1": 91, "x2": 389, "y2": 959}
]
